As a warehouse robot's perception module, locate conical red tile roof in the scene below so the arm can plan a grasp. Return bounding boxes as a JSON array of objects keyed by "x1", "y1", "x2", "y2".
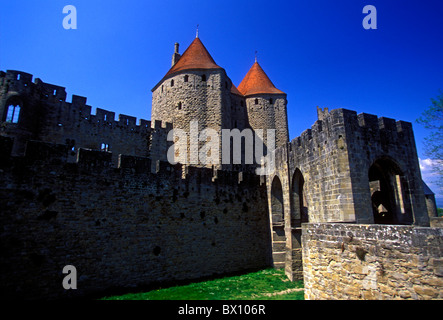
[
  {"x1": 237, "y1": 62, "x2": 284, "y2": 96},
  {"x1": 165, "y1": 38, "x2": 222, "y2": 77}
]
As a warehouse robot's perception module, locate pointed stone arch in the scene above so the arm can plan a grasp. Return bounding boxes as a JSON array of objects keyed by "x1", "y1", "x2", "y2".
[
  {"x1": 3, "y1": 96, "x2": 23, "y2": 124},
  {"x1": 291, "y1": 168, "x2": 307, "y2": 227},
  {"x1": 368, "y1": 157, "x2": 413, "y2": 225},
  {"x1": 270, "y1": 175, "x2": 284, "y2": 226},
  {"x1": 270, "y1": 175, "x2": 285, "y2": 269}
]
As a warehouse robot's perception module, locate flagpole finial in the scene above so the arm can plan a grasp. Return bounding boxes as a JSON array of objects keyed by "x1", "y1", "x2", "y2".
[
  {"x1": 255, "y1": 51, "x2": 258, "y2": 63},
  {"x1": 196, "y1": 24, "x2": 199, "y2": 38}
]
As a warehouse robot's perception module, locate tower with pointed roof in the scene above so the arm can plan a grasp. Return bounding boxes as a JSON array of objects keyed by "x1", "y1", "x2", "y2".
[
  {"x1": 151, "y1": 35, "x2": 289, "y2": 166},
  {"x1": 238, "y1": 61, "x2": 289, "y2": 148},
  {"x1": 151, "y1": 36, "x2": 235, "y2": 165}
]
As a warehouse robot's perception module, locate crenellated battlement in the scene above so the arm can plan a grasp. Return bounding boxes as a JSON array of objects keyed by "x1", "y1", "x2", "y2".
[
  {"x1": 0, "y1": 136, "x2": 259, "y2": 188},
  {"x1": 0, "y1": 70, "x2": 173, "y2": 133},
  {"x1": 1, "y1": 70, "x2": 67, "y2": 101},
  {"x1": 74, "y1": 106, "x2": 173, "y2": 133},
  {"x1": 0, "y1": 138, "x2": 270, "y2": 301},
  {"x1": 288, "y1": 108, "x2": 414, "y2": 153},
  {"x1": 272, "y1": 105, "x2": 426, "y2": 228},
  {"x1": 0, "y1": 70, "x2": 173, "y2": 160}
]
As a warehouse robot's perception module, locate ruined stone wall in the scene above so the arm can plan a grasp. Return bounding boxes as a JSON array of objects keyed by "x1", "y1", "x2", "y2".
[
  {"x1": 0, "y1": 137, "x2": 272, "y2": 300},
  {"x1": 0, "y1": 70, "x2": 172, "y2": 167},
  {"x1": 0, "y1": 71, "x2": 45, "y2": 155},
  {"x1": 302, "y1": 223, "x2": 443, "y2": 300}
]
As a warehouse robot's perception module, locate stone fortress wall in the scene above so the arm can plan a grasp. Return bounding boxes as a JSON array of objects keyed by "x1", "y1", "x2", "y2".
[
  {"x1": 0, "y1": 34, "x2": 441, "y2": 300},
  {"x1": 267, "y1": 106, "x2": 441, "y2": 298},
  {"x1": 0, "y1": 70, "x2": 172, "y2": 168},
  {"x1": 302, "y1": 223, "x2": 443, "y2": 300},
  {"x1": 0, "y1": 136, "x2": 272, "y2": 299}
]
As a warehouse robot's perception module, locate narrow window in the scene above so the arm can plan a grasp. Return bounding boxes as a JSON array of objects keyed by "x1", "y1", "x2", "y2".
[
  {"x1": 161, "y1": 85, "x2": 164, "y2": 92},
  {"x1": 6, "y1": 106, "x2": 14, "y2": 122},
  {"x1": 17, "y1": 74, "x2": 21, "y2": 80},
  {"x1": 53, "y1": 89, "x2": 57, "y2": 96},
  {"x1": 6, "y1": 105, "x2": 20, "y2": 123},
  {"x1": 104, "y1": 114, "x2": 107, "y2": 121},
  {"x1": 201, "y1": 74, "x2": 206, "y2": 82},
  {"x1": 101, "y1": 143, "x2": 110, "y2": 152},
  {"x1": 269, "y1": 98, "x2": 273, "y2": 104},
  {"x1": 177, "y1": 102, "x2": 182, "y2": 110},
  {"x1": 255, "y1": 98, "x2": 258, "y2": 105},
  {"x1": 171, "y1": 79, "x2": 174, "y2": 87},
  {"x1": 184, "y1": 75, "x2": 189, "y2": 82}
]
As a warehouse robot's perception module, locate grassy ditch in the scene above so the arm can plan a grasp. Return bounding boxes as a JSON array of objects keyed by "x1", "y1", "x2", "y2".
[{"x1": 101, "y1": 268, "x2": 304, "y2": 300}]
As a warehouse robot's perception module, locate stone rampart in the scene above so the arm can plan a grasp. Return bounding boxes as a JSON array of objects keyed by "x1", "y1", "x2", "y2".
[
  {"x1": 302, "y1": 223, "x2": 443, "y2": 300},
  {"x1": 0, "y1": 137, "x2": 272, "y2": 299}
]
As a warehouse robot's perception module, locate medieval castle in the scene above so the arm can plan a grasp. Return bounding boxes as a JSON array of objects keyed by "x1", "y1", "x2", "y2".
[{"x1": 0, "y1": 35, "x2": 442, "y2": 300}]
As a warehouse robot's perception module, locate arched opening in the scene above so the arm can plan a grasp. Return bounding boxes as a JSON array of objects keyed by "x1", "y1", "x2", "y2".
[
  {"x1": 6, "y1": 105, "x2": 20, "y2": 123},
  {"x1": 291, "y1": 169, "x2": 307, "y2": 227},
  {"x1": 3, "y1": 97, "x2": 23, "y2": 124},
  {"x1": 271, "y1": 176, "x2": 284, "y2": 226},
  {"x1": 369, "y1": 158, "x2": 413, "y2": 225},
  {"x1": 270, "y1": 175, "x2": 285, "y2": 269}
]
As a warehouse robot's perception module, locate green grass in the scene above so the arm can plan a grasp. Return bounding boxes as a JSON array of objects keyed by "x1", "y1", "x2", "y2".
[{"x1": 101, "y1": 269, "x2": 304, "y2": 300}]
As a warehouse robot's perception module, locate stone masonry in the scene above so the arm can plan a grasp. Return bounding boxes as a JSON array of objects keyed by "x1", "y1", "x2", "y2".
[
  {"x1": 0, "y1": 35, "x2": 441, "y2": 300},
  {"x1": 0, "y1": 137, "x2": 272, "y2": 299},
  {"x1": 302, "y1": 223, "x2": 443, "y2": 300}
]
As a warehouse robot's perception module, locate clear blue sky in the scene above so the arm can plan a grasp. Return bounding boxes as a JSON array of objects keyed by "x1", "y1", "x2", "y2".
[{"x1": 1, "y1": 0, "x2": 442, "y2": 204}]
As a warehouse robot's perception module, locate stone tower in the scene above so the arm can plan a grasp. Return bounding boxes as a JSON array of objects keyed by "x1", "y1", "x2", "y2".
[
  {"x1": 151, "y1": 36, "x2": 234, "y2": 166},
  {"x1": 237, "y1": 61, "x2": 289, "y2": 148},
  {"x1": 151, "y1": 35, "x2": 289, "y2": 166}
]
